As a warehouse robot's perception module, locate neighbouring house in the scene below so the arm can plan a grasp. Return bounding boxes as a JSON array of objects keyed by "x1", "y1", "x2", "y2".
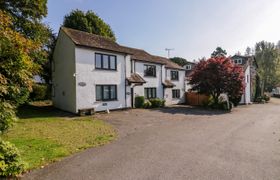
[
  {"x1": 52, "y1": 27, "x2": 185, "y2": 113},
  {"x1": 183, "y1": 61, "x2": 197, "y2": 92},
  {"x1": 231, "y1": 55, "x2": 258, "y2": 104},
  {"x1": 272, "y1": 84, "x2": 280, "y2": 95}
]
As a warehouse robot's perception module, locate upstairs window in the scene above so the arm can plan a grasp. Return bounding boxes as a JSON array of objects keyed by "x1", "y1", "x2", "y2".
[
  {"x1": 144, "y1": 88, "x2": 157, "y2": 99},
  {"x1": 186, "y1": 65, "x2": 192, "y2": 70},
  {"x1": 171, "y1": 71, "x2": 179, "y2": 80},
  {"x1": 172, "y1": 89, "x2": 180, "y2": 99},
  {"x1": 144, "y1": 65, "x2": 156, "y2": 77},
  {"x1": 95, "y1": 53, "x2": 117, "y2": 70},
  {"x1": 234, "y1": 59, "x2": 242, "y2": 64}
]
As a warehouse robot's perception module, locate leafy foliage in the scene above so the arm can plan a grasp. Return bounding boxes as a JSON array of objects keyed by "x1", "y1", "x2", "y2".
[
  {"x1": 0, "y1": 0, "x2": 54, "y2": 84},
  {"x1": 170, "y1": 57, "x2": 188, "y2": 66},
  {"x1": 135, "y1": 96, "x2": 145, "y2": 108},
  {"x1": 0, "y1": 10, "x2": 41, "y2": 134},
  {"x1": 63, "y1": 9, "x2": 116, "y2": 41},
  {"x1": 255, "y1": 41, "x2": 280, "y2": 92},
  {"x1": 148, "y1": 98, "x2": 165, "y2": 108},
  {"x1": 189, "y1": 57, "x2": 244, "y2": 105},
  {"x1": 211, "y1": 47, "x2": 227, "y2": 58},
  {"x1": 29, "y1": 84, "x2": 49, "y2": 101},
  {"x1": 0, "y1": 140, "x2": 25, "y2": 177},
  {"x1": 0, "y1": 102, "x2": 16, "y2": 134}
]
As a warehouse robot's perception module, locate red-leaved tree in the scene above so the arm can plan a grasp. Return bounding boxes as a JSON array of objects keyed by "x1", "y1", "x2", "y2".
[{"x1": 188, "y1": 57, "x2": 245, "y2": 106}]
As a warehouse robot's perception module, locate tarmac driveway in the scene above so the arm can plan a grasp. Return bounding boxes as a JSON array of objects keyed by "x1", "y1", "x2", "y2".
[{"x1": 24, "y1": 99, "x2": 280, "y2": 180}]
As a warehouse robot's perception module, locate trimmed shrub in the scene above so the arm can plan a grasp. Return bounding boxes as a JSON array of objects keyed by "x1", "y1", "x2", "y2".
[
  {"x1": 135, "y1": 96, "x2": 145, "y2": 108},
  {"x1": 149, "y1": 98, "x2": 165, "y2": 108},
  {"x1": 29, "y1": 84, "x2": 49, "y2": 101},
  {"x1": 143, "y1": 101, "x2": 152, "y2": 109},
  {"x1": 0, "y1": 140, "x2": 25, "y2": 177}
]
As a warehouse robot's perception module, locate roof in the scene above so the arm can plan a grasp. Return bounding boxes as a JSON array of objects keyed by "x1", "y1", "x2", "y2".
[
  {"x1": 231, "y1": 55, "x2": 257, "y2": 71},
  {"x1": 61, "y1": 27, "x2": 131, "y2": 54},
  {"x1": 61, "y1": 27, "x2": 184, "y2": 70},
  {"x1": 126, "y1": 73, "x2": 146, "y2": 84},
  {"x1": 162, "y1": 80, "x2": 175, "y2": 88},
  {"x1": 152, "y1": 56, "x2": 185, "y2": 70},
  {"x1": 120, "y1": 46, "x2": 165, "y2": 65}
]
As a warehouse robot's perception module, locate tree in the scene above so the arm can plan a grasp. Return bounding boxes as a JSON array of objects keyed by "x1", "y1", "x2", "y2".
[
  {"x1": 189, "y1": 57, "x2": 244, "y2": 105},
  {"x1": 211, "y1": 47, "x2": 227, "y2": 57},
  {"x1": 63, "y1": 9, "x2": 116, "y2": 41},
  {"x1": 0, "y1": 10, "x2": 40, "y2": 132},
  {"x1": 245, "y1": 47, "x2": 252, "y2": 56},
  {"x1": 0, "y1": 0, "x2": 54, "y2": 84},
  {"x1": 255, "y1": 41, "x2": 280, "y2": 92},
  {"x1": 170, "y1": 57, "x2": 188, "y2": 66}
]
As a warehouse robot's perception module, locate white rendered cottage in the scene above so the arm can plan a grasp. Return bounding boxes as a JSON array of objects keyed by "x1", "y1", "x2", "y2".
[
  {"x1": 52, "y1": 27, "x2": 185, "y2": 113},
  {"x1": 231, "y1": 55, "x2": 258, "y2": 104}
]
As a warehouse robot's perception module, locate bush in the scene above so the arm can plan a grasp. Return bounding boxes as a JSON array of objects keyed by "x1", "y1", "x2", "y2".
[
  {"x1": 0, "y1": 140, "x2": 25, "y2": 177},
  {"x1": 149, "y1": 98, "x2": 165, "y2": 108},
  {"x1": 263, "y1": 94, "x2": 270, "y2": 102},
  {"x1": 0, "y1": 102, "x2": 17, "y2": 134},
  {"x1": 143, "y1": 101, "x2": 152, "y2": 109},
  {"x1": 29, "y1": 84, "x2": 49, "y2": 101},
  {"x1": 229, "y1": 96, "x2": 242, "y2": 107},
  {"x1": 203, "y1": 96, "x2": 231, "y2": 111},
  {"x1": 135, "y1": 96, "x2": 145, "y2": 108},
  {"x1": 255, "y1": 96, "x2": 265, "y2": 103}
]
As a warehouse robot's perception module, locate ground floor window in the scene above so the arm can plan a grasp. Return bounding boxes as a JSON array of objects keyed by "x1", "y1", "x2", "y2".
[
  {"x1": 144, "y1": 88, "x2": 157, "y2": 99},
  {"x1": 96, "y1": 85, "x2": 117, "y2": 101},
  {"x1": 172, "y1": 89, "x2": 180, "y2": 99}
]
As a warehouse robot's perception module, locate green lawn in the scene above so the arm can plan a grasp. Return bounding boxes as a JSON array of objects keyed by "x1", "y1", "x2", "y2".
[{"x1": 2, "y1": 102, "x2": 116, "y2": 170}]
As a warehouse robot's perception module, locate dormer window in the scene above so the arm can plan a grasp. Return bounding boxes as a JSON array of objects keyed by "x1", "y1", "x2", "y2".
[
  {"x1": 234, "y1": 59, "x2": 242, "y2": 64},
  {"x1": 186, "y1": 65, "x2": 192, "y2": 70}
]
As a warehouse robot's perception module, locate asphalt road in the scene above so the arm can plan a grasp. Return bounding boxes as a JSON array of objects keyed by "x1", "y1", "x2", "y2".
[{"x1": 24, "y1": 98, "x2": 280, "y2": 180}]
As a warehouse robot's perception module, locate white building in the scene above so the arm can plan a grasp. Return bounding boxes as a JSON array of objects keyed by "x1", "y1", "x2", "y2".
[
  {"x1": 52, "y1": 27, "x2": 185, "y2": 113},
  {"x1": 231, "y1": 55, "x2": 258, "y2": 104}
]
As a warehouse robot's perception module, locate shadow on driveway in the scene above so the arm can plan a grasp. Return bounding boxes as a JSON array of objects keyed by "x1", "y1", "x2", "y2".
[{"x1": 150, "y1": 105, "x2": 230, "y2": 116}]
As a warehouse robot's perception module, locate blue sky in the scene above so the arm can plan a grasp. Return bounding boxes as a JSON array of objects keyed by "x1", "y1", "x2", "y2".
[{"x1": 44, "y1": 0, "x2": 280, "y2": 60}]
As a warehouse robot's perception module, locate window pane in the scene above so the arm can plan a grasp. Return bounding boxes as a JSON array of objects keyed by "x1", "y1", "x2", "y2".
[
  {"x1": 103, "y1": 86, "x2": 110, "y2": 100},
  {"x1": 103, "y1": 55, "x2": 109, "y2": 69},
  {"x1": 96, "y1": 86, "x2": 102, "y2": 101},
  {"x1": 153, "y1": 88, "x2": 156, "y2": 98},
  {"x1": 110, "y1": 56, "x2": 116, "y2": 70},
  {"x1": 95, "y1": 54, "x2": 102, "y2": 68},
  {"x1": 110, "y1": 85, "x2": 116, "y2": 99}
]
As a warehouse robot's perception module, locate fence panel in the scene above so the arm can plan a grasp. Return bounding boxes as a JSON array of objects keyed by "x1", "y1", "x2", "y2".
[{"x1": 185, "y1": 92, "x2": 209, "y2": 106}]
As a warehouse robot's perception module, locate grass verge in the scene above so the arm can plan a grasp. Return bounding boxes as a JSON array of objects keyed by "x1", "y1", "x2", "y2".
[{"x1": 2, "y1": 102, "x2": 116, "y2": 170}]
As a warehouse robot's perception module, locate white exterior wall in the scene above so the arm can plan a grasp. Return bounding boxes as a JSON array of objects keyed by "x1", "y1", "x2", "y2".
[
  {"x1": 240, "y1": 66, "x2": 251, "y2": 104},
  {"x1": 185, "y1": 80, "x2": 192, "y2": 92},
  {"x1": 133, "y1": 61, "x2": 164, "y2": 99},
  {"x1": 75, "y1": 47, "x2": 129, "y2": 112},
  {"x1": 52, "y1": 31, "x2": 77, "y2": 113},
  {"x1": 164, "y1": 69, "x2": 185, "y2": 105}
]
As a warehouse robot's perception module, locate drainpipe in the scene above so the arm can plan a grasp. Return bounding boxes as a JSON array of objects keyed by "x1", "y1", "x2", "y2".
[{"x1": 124, "y1": 54, "x2": 127, "y2": 108}]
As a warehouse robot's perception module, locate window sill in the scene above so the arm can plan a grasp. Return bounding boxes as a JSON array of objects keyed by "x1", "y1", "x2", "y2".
[
  {"x1": 96, "y1": 99, "x2": 118, "y2": 102},
  {"x1": 94, "y1": 68, "x2": 117, "y2": 72},
  {"x1": 144, "y1": 76, "x2": 157, "y2": 78}
]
